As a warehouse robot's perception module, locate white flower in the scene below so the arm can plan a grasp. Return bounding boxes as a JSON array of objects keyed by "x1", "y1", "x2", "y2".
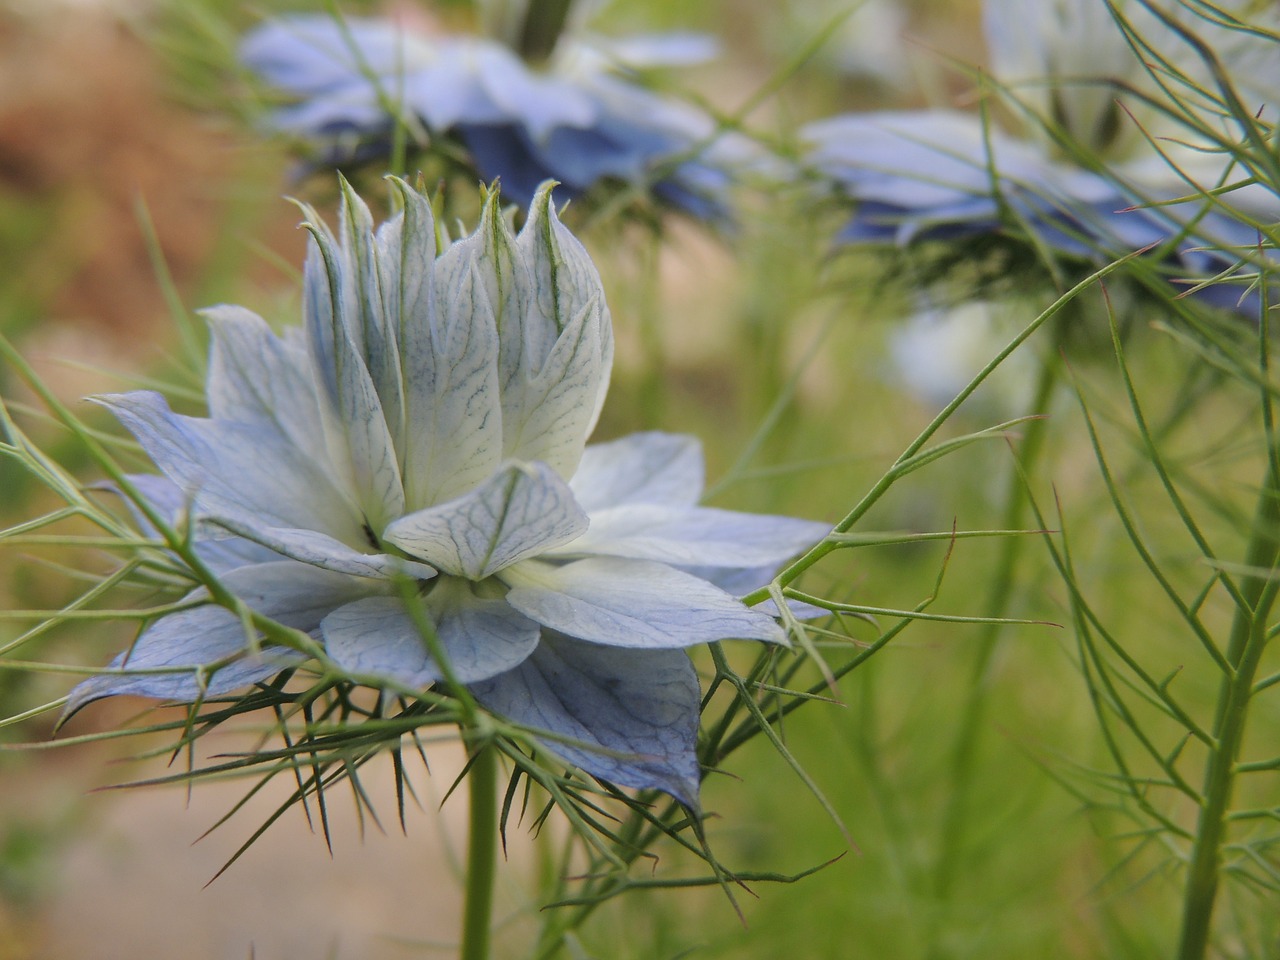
[{"x1": 70, "y1": 178, "x2": 827, "y2": 806}]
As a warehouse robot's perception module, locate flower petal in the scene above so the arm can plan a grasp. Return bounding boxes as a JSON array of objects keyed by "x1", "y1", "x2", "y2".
[
  {"x1": 559, "y1": 503, "x2": 828, "y2": 568},
  {"x1": 677, "y1": 564, "x2": 829, "y2": 620},
  {"x1": 239, "y1": 15, "x2": 434, "y2": 94},
  {"x1": 301, "y1": 197, "x2": 406, "y2": 529},
  {"x1": 391, "y1": 195, "x2": 504, "y2": 507},
  {"x1": 113, "y1": 474, "x2": 280, "y2": 574},
  {"x1": 569, "y1": 432, "x2": 704, "y2": 511},
  {"x1": 209, "y1": 515, "x2": 435, "y2": 580},
  {"x1": 500, "y1": 185, "x2": 614, "y2": 477},
  {"x1": 321, "y1": 581, "x2": 540, "y2": 686},
  {"x1": 65, "y1": 561, "x2": 374, "y2": 714},
  {"x1": 383, "y1": 461, "x2": 588, "y2": 579},
  {"x1": 471, "y1": 633, "x2": 701, "y2": 807},
  {"x1": 203, "y1": 305, "x2": 328, "y2": 458},
  {"x1": 502, "y1": 557, "x2": 786, "y2": 647},
  {"x1": 95, "y1": 390, "x2": 366, "y2": 546}
]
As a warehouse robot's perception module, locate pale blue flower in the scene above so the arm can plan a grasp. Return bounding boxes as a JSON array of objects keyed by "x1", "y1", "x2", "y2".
[
  {"x1": 240, "y1": 15, "x2": 744, "y2": 221},
  {"x1": 69, "y1": 179, "x2": 827, "y2": 807},
  {"x1": 804, "y1": 0, "x2": 1279, "y2": 314}
]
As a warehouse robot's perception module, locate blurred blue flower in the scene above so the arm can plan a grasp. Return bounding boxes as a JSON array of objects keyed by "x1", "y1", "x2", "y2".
[
  {"x1": 241, "y1": 15, "x2": 745, "y2": 221},
  {"x1": 69, "y1": 179, "x2": 826, "y2": 807},
  {"x1": 804, "y1": 0, "x2": 1279, "y2": 314}
]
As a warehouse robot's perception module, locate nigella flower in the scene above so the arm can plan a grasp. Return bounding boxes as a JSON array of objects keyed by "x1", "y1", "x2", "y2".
[
  {"x1": 803, "y1": 0, "x2": 1279, "y2": 314},
  {"x1": 68, "y1": 179, "x2": 827, "y2": 807},
  {"x1": 240, "y1": 13, "x2": 745, "y2": 222}
]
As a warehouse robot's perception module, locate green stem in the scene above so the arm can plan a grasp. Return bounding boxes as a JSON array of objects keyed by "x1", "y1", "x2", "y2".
[
  {"x1": 1175, "y1": 456, "x2": 1280, "y2": 960},
  {"x1": 931, "y1": 356, "x2": 1060, "y2": 904},
  {"x1": 461, "y1": 743, "x2": 499, "y2": 960},
  {"x1": 635, "y1": 230, "x2": 666, "y2": 428},
  {"x1": 517, "y1": 0, "x2": 574, "y2": 63}
]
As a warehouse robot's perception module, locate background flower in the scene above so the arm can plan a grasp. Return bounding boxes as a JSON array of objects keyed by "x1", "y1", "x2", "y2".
[
  {"x1": 802, "y1": 0, "x2": 1279, "y2": 314},
  {"x1": 241, "y1": 13, "x2": 748, "y2": 221},
  {"x1": 67, "y1": 178, "x2": 827, "y2": 807}
]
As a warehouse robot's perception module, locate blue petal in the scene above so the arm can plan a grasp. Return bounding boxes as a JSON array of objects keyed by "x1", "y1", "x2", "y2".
[
  {"x1": 65, "y1": 561, "x2": 374, "y2": 714},
  {"x1": 240, "y1": 16, "x2": 432, "y2": 94},
  {"x1": 393, "y1": 210, "x2": 505, "y2": 508},
  {"x1": 95, "y1": 391, "x2": 366, "y2": 547},
  {"x1": 502, "y1": 556, "x2": 787, "y2": 647},
  {"x1": 471, "y1": 633, "x2": 702, "y2": 807},
  {"x1": 569, "y1": 431, "x2": 704, "y2": 512},
  {"x1": 557, "y1": 503, "x2": 827, "y2": 568},
  {"x1": 321, "y1": 581, "x2": 540, "y2": 686},
  {"x1": 203, "y1": 305, "x2": 332, "y2": 465},
  {"x1": 383, "y1": 461, "x2": 588, "y2": 579},
  {"x1": 115, "y1": 474, "x2": 280, "y2": 574},
  {"x1": 498, "y1": 187, "x2": 614, "y2": 476},
  {"x1": 457, "y1": 123, "x2": 562, "y2": 209},
  {"x1": 300, "y1": 202, "x2": 406, "y2": 530},
  {"x1": 584, "y1": 32, "x2": 720, "y2": 69}
]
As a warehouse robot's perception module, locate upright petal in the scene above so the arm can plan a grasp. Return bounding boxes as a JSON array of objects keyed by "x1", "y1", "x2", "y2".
[
  {"x1": 502, "y1": 557, "x2": 787, "y2": 647},
  {"x1": 383, "y1": 461, "x2": 588, "y2": 579},
  {"x1": 300, "y1": 201, "x2": 406, "y2": 529},
  {"x1": 471, "y1": 634, "x2": 702, "y2": 807},
  {"x1": 500, "y1": 185, "x2": 614, "y2": 477},
  {"x1": 393, "y1": 207, "x2": 504, "y2": 508}
]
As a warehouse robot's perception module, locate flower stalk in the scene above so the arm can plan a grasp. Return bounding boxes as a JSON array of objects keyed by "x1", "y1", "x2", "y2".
[
  {"x1": 1175, "y1": 448, "x2": 1280, "y2": 960},
  {"x1": 461, "y1": 741, "x2": 500, "y2": 960},
  {"x1": 932, "y1": 353, "x2": 1060, "y2": 905}
]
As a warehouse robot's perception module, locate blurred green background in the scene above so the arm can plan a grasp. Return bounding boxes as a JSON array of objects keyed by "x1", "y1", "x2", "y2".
[{"x1": 0, "y1": 0, "x2": 1276, "y2": 958}]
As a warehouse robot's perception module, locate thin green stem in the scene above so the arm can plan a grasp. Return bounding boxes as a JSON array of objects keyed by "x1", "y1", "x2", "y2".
[
  {"x1": 1175, "y1": 457, "x2": 1280, "y2": 960},
  {"x1": 461, "y1": 743, "x2": 499, "y2": 960},
  {"x1": 517, "y1": 0, "x2": 574, "y2": 63},
  {"x1": 931, "y1": 355, "x2": 1060, "y2": 904}
]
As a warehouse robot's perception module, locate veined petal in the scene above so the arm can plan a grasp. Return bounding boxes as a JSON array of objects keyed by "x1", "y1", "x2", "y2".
[
  {"x1": 301, "y1": 206, "x2": 406, "y2": 529},
  {"x1": 209, "y1": 515, "x2": 435, "y2": 581},
  {"x1": 502, "y1": 557, "x2": 787, "y2": 648},
  {"x1": 338, "y1": 177, "x2": 407, "y2": 454},
  {"x1": 471, "y1": 634, "x2": 701, "y2": 807},
  {"x1": 569, "y1": 432, "x2": 704, "y2": 512},
  {"x1": 393, "y1": 224, "x2": 503, "y2": 507},
  {"x1": 383, "y1": 461, "x2": 588, "y2": 579},
  {"x1": 114, "y1": 473, "x2": 281, "y2": 574},
  {"x1": 321, "y1": 580, "x2": 540, "y2": 686},
  {"x1": 65, "y1": 560, "x2": 375, "y2": 714},
  {"x1": 501, "y1": 185, "x2": 614, "y2": 477},
  {"x1": 554, "y1": 503, "x2": 828, "y2": 567},
  {"x1": 95, "y1": 391, "x2": 366, "y2": 546},
  {"x1": 203, "y1": 305, "x2": 330, "y2": 462}
]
